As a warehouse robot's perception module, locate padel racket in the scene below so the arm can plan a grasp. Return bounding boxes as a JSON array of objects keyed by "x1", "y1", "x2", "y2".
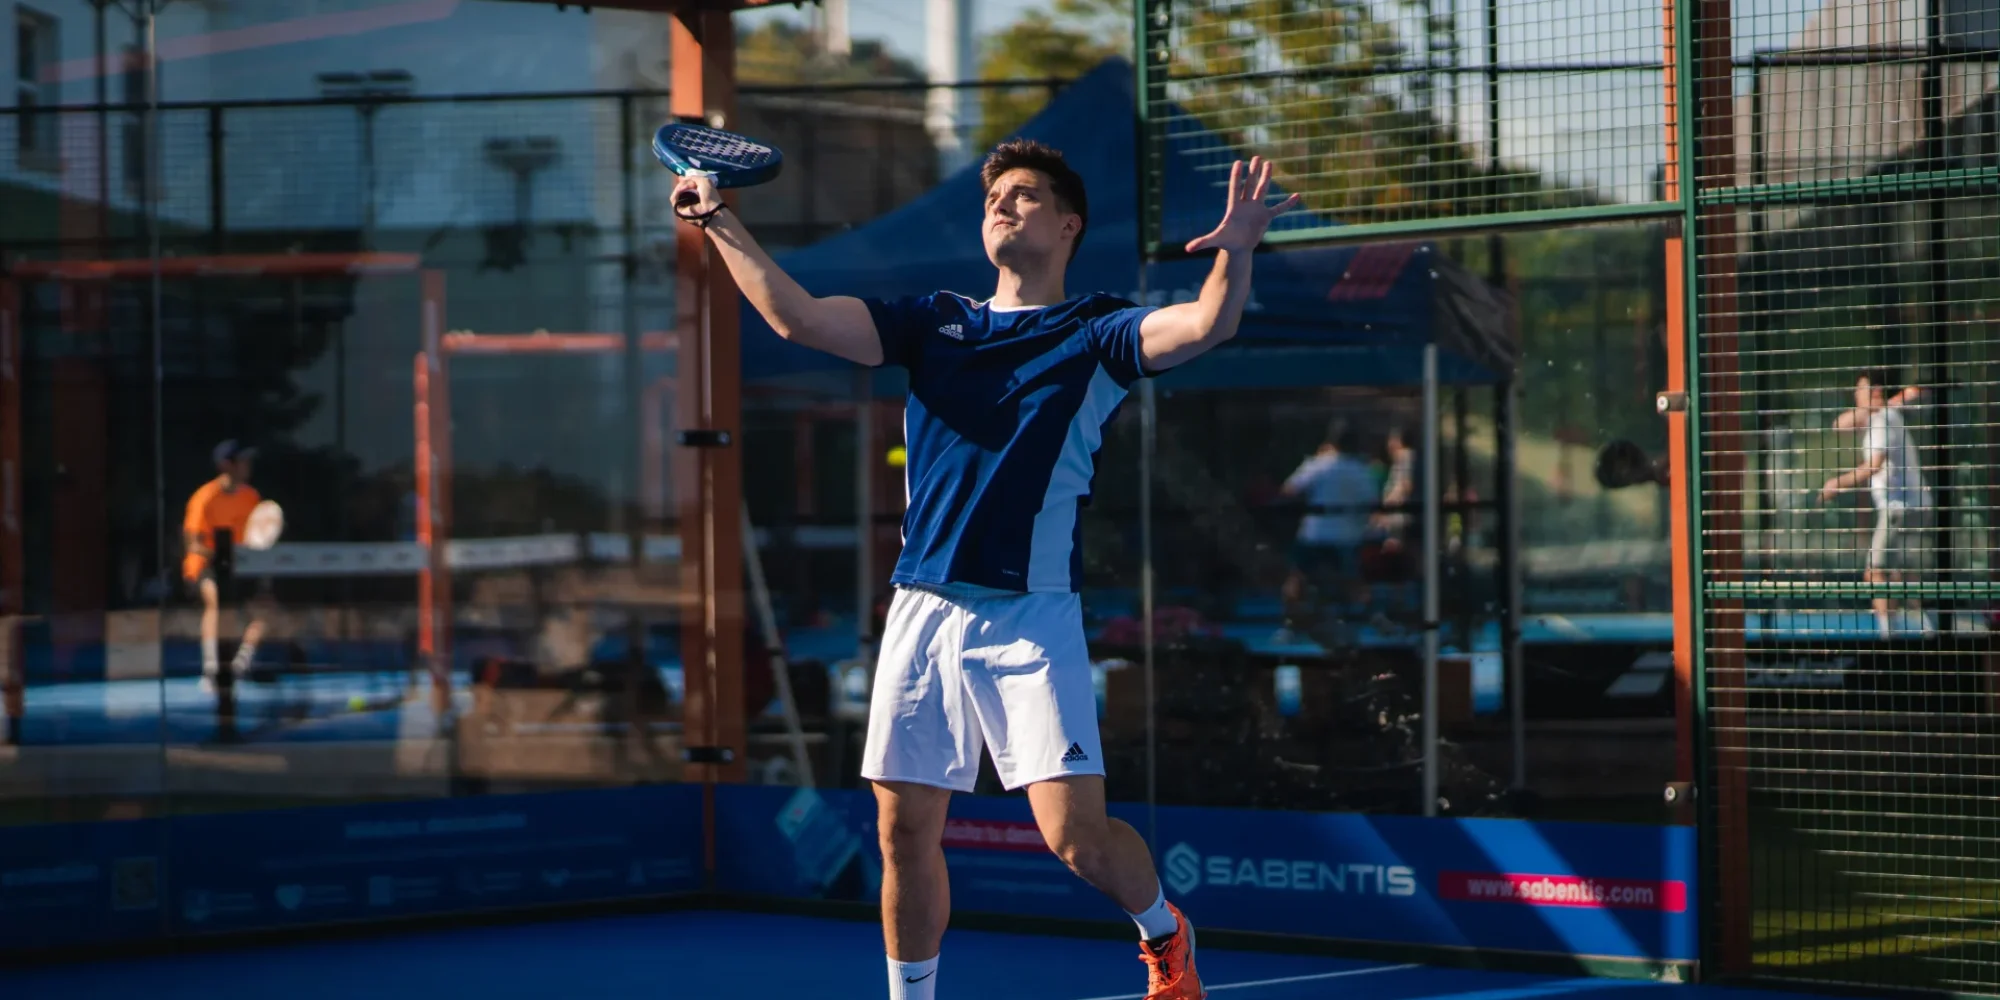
[
  {"x1": 242, "y1": 500, "x2": 285, "y2": 550},
  {"x1": 651, "y1": 122, "x2": 784, "y2": 212}
]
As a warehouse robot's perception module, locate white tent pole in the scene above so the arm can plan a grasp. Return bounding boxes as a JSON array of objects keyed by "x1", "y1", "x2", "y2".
[
  {"x1": 856, "y1": 369, "x2": 874, "y2": 663},
  {"x1": 1422, "y1": 344, "x2": 1441, "y2": 817}
]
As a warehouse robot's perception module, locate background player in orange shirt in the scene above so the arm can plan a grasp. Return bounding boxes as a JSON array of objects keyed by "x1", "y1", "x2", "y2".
[{"x1": 184, "y1": 441, "x2": 265, "y2": 690}]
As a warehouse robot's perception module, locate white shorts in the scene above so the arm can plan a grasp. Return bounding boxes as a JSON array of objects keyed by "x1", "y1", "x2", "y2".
[
  {"x1": 861, "y1": 585, "x2": 1104, "y2": 792},
  {"x1": 1869, "y1": 505, "x2": 1932, "y2": 572}
]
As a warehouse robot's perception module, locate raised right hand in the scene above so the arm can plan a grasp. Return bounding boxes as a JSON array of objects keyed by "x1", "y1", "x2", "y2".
[{"x1": 673, "y1": 173, "x2": 723, "y2": 222}]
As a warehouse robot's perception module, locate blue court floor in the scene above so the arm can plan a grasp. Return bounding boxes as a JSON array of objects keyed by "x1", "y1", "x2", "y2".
[{"x1": 8, "y1": 910, "x2": 1834, "y2": 1000}]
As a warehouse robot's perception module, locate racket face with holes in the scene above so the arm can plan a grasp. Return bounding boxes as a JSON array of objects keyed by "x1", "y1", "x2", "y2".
[{"x1": 651, "y1": 123, "x2": 784, "y2": 189}]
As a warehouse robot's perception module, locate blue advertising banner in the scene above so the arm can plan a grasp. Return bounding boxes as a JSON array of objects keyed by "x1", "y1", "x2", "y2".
[
  {"x1": 1151, "y1": 804, "x2": 1696, "y2": 962},
  {"x1": 166, "y1": 784, "x2": 704, "y2": 936},
  {"x1": 0, "y1": 818, "x2": 165, "y2": 951},
  {"x1": 713, "y1": 786, "x2": 1695, "y2": 962}
]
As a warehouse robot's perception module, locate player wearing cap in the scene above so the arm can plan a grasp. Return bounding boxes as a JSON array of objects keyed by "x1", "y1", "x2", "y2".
[
  {"x1": 675, "y1": 139, "x2": 1296, "y2": 1000},
  {"x1": 184, "y1": 441, "x2": 265, "y2": 690}
]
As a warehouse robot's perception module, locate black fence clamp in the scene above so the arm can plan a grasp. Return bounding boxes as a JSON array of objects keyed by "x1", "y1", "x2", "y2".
[
  {"x1": 677, "y1": 429, "x2": 732, "y2": 448},
  {"x1": 683, "y1": 746, "x2": 737, "y2": 765}
]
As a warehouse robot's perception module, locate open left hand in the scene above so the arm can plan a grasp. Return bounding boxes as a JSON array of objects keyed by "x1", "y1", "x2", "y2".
[{"x1": 1184, "y1": 156, "x2": 1303, "y2": 254}]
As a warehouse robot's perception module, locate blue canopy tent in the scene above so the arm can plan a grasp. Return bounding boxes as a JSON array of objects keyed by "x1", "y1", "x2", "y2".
[
  {"x1": 740, "y1": 58, "x2": 1516, "y2": 394},
  {"x1": 732, "y1": 59, "x2": 1526, "y2": 806}
]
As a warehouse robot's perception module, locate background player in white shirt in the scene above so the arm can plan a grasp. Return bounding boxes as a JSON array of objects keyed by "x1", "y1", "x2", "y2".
[
  {"x1": 1280, "y1": 422, "x2": 1379, "y2": 621},
  {"x1": 674, "y1": 142, "x2": 1296, "y2": 1000},
  {"x1": 1820, "y1": 370, "x2": 1932, "y2": 636}
]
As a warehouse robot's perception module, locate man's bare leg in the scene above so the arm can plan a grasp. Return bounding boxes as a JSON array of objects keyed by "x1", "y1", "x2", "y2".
[
  {"x1": 874, "y1": 780, "x2": 952, "y2": 998},
  {"x1": 1026, "y1": 776, "x2": 1165, "y2": 920},
  {"x1": 231, "y1": 585, "x2": 275, "y2": 677},
  {"x1": 199, "y1": 577, "x2": 223, "y2": 684},
  {"x1": 1868, "y1": 567, "x2": 1893, "y2": 635},
  {"x1": 1028, "y1": 775, "x2": 1201, "y2": 998},
  {"x1": 233, "y1": 615, "x2": 266, "y2": 677}
]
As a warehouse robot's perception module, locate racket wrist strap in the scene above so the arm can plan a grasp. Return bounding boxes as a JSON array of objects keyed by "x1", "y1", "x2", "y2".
[{"x1": 677, "y1": 202, "x2": 729, "y2": 228}]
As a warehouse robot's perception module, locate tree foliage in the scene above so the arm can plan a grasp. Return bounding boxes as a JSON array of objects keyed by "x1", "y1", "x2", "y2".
[
  {"x1": 736, "y1": 19, "x2": 926, "y2": 86},
  {"x1": 1163, "y1": 0, "x2": 1604, "y2": 220},
  {"x1": 980, "y1": 0, "x2": 1603, "y2": 221},
  {"x1": 976, "y1": 0, "x2": 1130, "y2": 150}
]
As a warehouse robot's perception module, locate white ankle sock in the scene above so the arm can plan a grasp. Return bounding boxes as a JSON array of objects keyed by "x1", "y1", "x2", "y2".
[
  {"x1": 889, "y1": 955, "x2": 938, "y2": 1000},
  {"x1": 202, "y1": 637, "x2": 220, "y2": 676},
  {"x1": 1131, "y1": 884, "x2": 1179, "y2": 941}
]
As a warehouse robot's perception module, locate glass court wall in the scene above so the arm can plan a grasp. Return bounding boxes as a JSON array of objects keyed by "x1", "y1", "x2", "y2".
[{"x1": 0, "y1": 0, "x2": 1684, "y2": 957}]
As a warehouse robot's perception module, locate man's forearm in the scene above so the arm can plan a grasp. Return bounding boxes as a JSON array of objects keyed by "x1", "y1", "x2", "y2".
[
  {"x1": 1194, "y1": 249, "x2": 1254, "y2": 342},
  {"x1": 1140, "y1": 250, "x2": 1255, "y2": 370},
  {"x1": 1831, "y1": 463, "x2": 1878, "y2": 490},
  {"x1": 698, "y1": 211, "x2": 822, "y2": 339}
]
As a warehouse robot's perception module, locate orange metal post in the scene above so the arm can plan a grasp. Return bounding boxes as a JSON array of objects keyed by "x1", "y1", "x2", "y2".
[
  {"x1": 673, "y1": 5, "x2": 749, "y2": 800},
  {"x1": 11, "y1": 252, "x2": 421, "y2": 282},
  {"x1": 420, "y1": 270, "x2": 453, "y2": 711},
  {"x1": 1666, "y1": 260, "x2": 1696, "y2": 806},
  {"x1": 414, "y1": 355, "x2": 437, "y2": 671},
  {"x1": 1663, "y1": 0, "x2": 1695, "y2": 821},
  {"x1": 440, "y1": 331, "x2": 675, "y2": 355}
]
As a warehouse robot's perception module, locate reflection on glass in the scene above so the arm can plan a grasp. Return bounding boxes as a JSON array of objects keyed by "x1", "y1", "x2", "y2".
[
  {"x1": 0, "y1": 2, "x2": 1084, "y2": 826},
  {"x1": 1132, "y1": 227, "x2": 1674, "y2": 823},
  {"x1": 1452, "y1": 227, "x2": 1674, "y2": 824},
  {"x1": 0, "y1": 0, "x2": 1693, "y2": 912}
]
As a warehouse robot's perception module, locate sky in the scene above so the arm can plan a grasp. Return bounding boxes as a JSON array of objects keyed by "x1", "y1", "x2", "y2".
[{"x1": 738, "y1": 0, "x2": 1057, "y2": 66}]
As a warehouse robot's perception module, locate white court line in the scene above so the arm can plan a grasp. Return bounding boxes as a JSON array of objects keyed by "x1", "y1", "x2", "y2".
[{"x1": 1064, "y1": 961, "x2": 1422, "y2": 1000}]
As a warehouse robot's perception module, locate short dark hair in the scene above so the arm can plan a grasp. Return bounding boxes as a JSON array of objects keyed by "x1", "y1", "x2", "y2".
[
  {"x1": 1325, "y1": 419, "x2": 1362, "y2": 454},
  {"x1": 980, "y1": 139, "x2": 1088, "y2": 262}
]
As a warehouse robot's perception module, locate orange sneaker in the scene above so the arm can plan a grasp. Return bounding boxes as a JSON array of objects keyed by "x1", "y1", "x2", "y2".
[{"x1": 1139, "y1": 902, "x2": 1205, "y2": 999}]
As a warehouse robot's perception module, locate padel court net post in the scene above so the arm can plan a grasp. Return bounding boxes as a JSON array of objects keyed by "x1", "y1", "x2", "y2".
[{"x1": 0, "y1": 252, "x2": 438, "y2": 748}]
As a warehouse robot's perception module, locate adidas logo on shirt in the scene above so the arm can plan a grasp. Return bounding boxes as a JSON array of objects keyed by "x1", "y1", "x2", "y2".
[
  {"x1": 1060, "y1": 742, "x2": 1089, "y2": 763},
  {"x1": 937, "y1": 323, "x2": 965, "y2": 339}
]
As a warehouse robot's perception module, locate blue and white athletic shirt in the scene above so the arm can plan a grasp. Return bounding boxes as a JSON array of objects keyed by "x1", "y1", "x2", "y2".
[{"x1": 863, "y1": 291, "x2": 1159, "y2": 594}]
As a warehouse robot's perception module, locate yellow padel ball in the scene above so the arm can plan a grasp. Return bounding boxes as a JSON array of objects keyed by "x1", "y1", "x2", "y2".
[{"x1": 886, "y1": 446, "x2": 907, "y2": 468}]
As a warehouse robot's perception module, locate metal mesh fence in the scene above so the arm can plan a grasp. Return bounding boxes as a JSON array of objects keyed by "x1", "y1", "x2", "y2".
[
  {"x1": 0, "y1": 80, "x2": 1065, "y2": 266},
  {"x1": 1693, "y1": 0, "x2": 2000, "y2": 989},
  {"x1": 1137, "y1": 0, "x2": 1676, "y2": 253}
]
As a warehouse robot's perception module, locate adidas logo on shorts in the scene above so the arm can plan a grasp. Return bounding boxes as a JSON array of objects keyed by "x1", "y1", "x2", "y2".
[{"x1": 1060, "y1": 742, "x2": 1089, "y2": 763}]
